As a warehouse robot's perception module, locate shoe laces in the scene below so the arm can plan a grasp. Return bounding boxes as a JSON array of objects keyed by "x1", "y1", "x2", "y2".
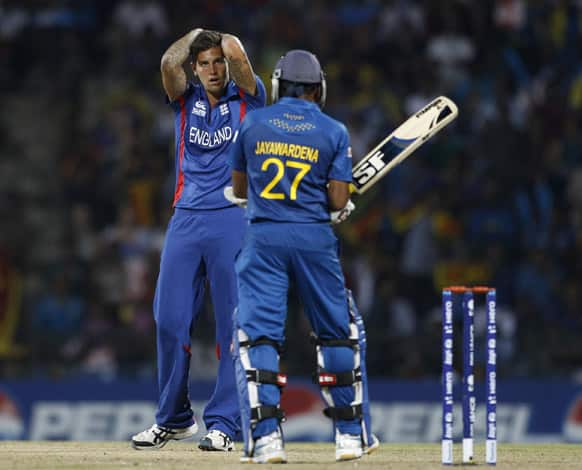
[{"x1": 208, "y1": 430, "x2": 231, "y2": 444}]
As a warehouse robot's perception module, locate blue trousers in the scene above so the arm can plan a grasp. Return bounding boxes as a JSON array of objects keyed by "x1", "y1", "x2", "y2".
[
  {"x1": 234, "y1": 222, "x2": 361, "y2": 446},
  {"x1": 154, "y1": 206, "x2": 245, "y2": 438}
]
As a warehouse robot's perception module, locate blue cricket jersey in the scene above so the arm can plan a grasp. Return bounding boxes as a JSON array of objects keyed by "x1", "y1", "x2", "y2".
[
  {"x1": 168, "y1": 76, "x2": 266, "y2": 209},
  {"x1": 229, "y1": 97, "x2": 352, "y2": 223}
]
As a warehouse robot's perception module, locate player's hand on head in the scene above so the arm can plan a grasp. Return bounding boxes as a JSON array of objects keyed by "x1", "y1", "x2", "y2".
[{"x1": 330, "y1": 200, "x2": 355, "y2": 224}]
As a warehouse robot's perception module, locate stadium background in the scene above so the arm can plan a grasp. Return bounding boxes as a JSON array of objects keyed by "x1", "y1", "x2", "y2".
[{"x1": 1, "y1": 0, "x2": 582, "y2": 443}]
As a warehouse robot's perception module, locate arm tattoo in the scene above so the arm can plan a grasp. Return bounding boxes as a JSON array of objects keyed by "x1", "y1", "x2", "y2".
[
  {"x1": 222, "y1": 34, "x2": 257, "y2": 95},
  {"x1": 161, "y1": 29, "x2": 199, "y2": 101},
  {"x1": 228, "y1": 57, "x2": 256, "y2": 95},
  {"x1": 163, "y1": 41, "x2": 190, "y2": 68}
]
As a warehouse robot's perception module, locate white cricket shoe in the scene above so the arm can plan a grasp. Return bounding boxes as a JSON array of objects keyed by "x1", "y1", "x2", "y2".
[
  {"x1": 241, "y1": 429, "x2": 287, "y2": 464},
  {"x1": 335, "y1": 430, "x2": 363, "y2": 461},
  {"x1": 131, "y1": 422, "x2": 198, "y2": 450},
  {"x1": 364, "y1": 433, "x2": 380, "y2": 455},
  {"x1": 198, "y1": 429, "x2": 235, "y2": 451}
]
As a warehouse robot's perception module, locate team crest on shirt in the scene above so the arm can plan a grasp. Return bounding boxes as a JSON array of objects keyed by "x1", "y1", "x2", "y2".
[
  {"x1": 219, "y1": 103, "x2": 229, "y2": 116},
  {"x1": 192, "y1": 101, "x2": 207, "y2": 117},
  {"x1": 347, "y1": 146, "x2": 353, "y2": 158}
]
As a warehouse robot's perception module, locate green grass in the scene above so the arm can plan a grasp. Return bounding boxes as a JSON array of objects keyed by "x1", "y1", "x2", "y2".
[{"x1": 1, "y1": 442, "x2": 581, "y2": 469}]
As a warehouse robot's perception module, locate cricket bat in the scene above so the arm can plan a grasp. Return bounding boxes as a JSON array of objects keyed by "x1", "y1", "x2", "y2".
[{"x1": 350, "y1": 96, "x2": 458, "y2": 194}]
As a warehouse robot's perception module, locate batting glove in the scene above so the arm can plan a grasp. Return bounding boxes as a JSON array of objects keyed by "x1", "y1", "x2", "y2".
[
  {"x1": 330, "y1": 200, "x2": 355, "y2": 224},
  {"x1": 223, "y1": 186, "x2": 247, "y2": 209}
]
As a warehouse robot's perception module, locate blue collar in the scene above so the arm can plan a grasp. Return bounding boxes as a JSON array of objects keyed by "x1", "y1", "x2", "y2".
[{"x1": 277, "y1": 97, "x2": 320, "y2": 110}]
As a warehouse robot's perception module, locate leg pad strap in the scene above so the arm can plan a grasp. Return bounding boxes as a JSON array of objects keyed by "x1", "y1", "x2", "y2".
[
  {"x1": 240, "y1": 336, "x2": 284, "y2": 354},
  {"x1": 323, "y1": 404, "x2": 363, "y2": 420},
  {"x1": 310, "y1": 333, "x2": 358, "y2": 349},
  {"x1": 247, "y1": 369, "x2": 287, "y2": 388},
  {"x1": 314, "y1": 366, "x2": 362, "y2": 386},
  {"x1": 251, "y1": 405, "x2": 285, "y2": 423}
]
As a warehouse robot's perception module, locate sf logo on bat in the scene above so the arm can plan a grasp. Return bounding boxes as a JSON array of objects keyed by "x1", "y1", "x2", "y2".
[
  {"x1": 350, "y1": 96, "x2": 458, "y2": 193},
  {"x1": 352, "y1": 149, "x2": 387, "y2": 187}
]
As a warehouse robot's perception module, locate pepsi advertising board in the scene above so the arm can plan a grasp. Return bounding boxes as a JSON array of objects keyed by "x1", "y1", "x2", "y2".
[{"x1": 0, "y1": 379, "x2": 581, "y2": 443}]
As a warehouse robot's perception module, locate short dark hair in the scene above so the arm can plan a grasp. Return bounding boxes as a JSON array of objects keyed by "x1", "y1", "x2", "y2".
[
  {"x1": 279, "y1": 80, "x2": 319, "y2": 99},
  {"x1": 190, "y1": 30, "x2": 222, "y2": 62}
]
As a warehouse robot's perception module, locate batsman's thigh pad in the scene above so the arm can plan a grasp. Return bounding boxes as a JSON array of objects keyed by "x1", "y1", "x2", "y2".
[{"x1": 233, "y1": 323, "x2": 286, "y2": 457}]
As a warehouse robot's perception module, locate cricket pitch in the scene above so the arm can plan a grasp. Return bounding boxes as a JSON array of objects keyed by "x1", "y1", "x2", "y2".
[{"x1": 1, "y1": 442, "x2": 581, "y2": 469}]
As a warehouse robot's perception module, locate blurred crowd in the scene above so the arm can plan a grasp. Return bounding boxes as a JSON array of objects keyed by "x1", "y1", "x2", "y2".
[{"x1": 1, "y1": 0, "x2": 582, "y2": 382}]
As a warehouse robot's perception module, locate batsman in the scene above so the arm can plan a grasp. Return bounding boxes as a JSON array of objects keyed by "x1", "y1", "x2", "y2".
[{"x1": 226, "y1": 49, "x2": 379, "y2": 463}]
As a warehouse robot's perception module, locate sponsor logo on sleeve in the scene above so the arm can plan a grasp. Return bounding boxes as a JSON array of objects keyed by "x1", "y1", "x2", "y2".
[{"x1": 192, "y1": 101, "x2": 207, "y2": 117}]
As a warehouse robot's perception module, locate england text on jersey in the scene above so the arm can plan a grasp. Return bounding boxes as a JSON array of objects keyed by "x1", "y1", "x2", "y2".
[
  {"x1": 254, "y1": 141, "x2": 319, "y2": 163},
  {"x1": 189, "y1": 126, "x2": 233, "y2": 147}
]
